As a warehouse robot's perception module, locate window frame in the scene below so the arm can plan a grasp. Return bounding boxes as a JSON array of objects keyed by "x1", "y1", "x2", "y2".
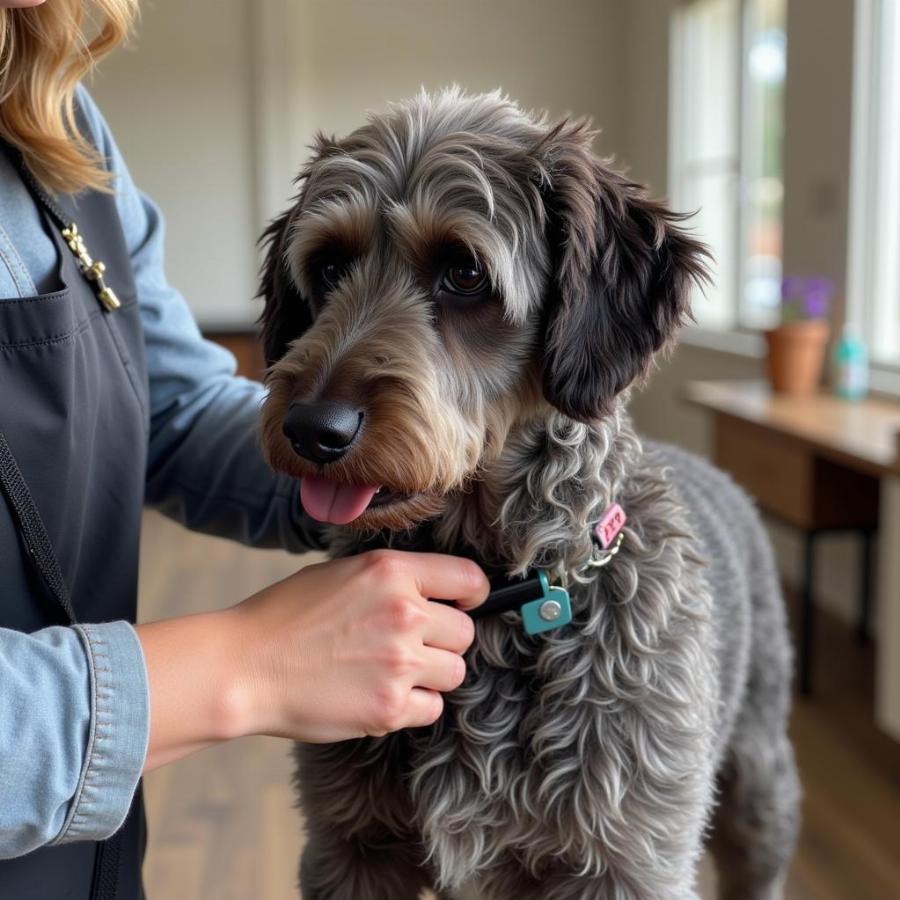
[
  {"x1": 669, "y1": 0, "x2": 787, "y2": 336},
  {"x1": 847, "y1": 0, "x2": 900, "y2": 379}
]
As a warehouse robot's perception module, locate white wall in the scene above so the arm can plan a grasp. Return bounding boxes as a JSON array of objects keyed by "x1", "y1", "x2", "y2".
[
  {"x1": 91, "y1": 0, "x2": 627, "y2": 329},
  {"x1": 620, "y1": 0, "x2": 677, "y2": 196},
  {"x1": 258, "y1": 0, "x2": 628, "y2": 222},
  {"x1": 91, "y1": 0, "x2": 259, "y2": 329}
]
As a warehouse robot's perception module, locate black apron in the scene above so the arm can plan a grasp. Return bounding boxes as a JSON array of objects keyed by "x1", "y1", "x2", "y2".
[{"x1": 0, "y1": 139, "x2": 150, "y2": 898}]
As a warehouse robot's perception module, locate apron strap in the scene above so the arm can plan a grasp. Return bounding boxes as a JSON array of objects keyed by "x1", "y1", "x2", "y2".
[
  {"x1": 0, "y1": 431, "x2": 77, "y2": 625},
  {"x1": 91, "y1": 834, "x2": 122, "y2": 900}
]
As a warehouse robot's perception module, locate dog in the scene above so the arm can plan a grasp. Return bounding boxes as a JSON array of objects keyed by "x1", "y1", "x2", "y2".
[{"x1": 257, "y1": 88, "x2": 801, "y2": 900}]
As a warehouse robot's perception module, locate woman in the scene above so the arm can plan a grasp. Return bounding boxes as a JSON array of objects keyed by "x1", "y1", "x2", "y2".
[{"x1": 0, "y1": 1, "x2": 488, "y2": 896}]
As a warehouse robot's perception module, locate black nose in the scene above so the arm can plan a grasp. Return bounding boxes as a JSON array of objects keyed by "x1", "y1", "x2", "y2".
[{"x1": 282, "y1": 401, "x2": 364, "y2": 464}]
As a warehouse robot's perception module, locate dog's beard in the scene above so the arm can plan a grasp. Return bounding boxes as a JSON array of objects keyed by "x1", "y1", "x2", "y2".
[{"x1": 345, "y1": 488, "x2": 449, "y2": 532}]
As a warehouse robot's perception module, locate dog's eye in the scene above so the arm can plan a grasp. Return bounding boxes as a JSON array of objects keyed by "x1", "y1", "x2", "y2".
[
  {"x1": 441, "y1": 257, "x2": 489, "y2": 297},
  {"x1": 314, "y1": 255, "x2": 350, "y2": 293}
]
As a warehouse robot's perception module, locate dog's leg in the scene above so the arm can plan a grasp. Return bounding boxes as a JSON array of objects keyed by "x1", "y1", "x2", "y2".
[
  {"x1": 709, "y1": 521, "x2": 801, "y2": 900},
  {"x1": 709, "y1": 740, "x2": 799, "y2": 900},
  {"x1": 295, "y1": 738, "x2": 432, "y2": 899},
  {"x1": 299, "y1": 828, "x2": 430, "y2": 900},
  {"x1": 464, "y1": 858, "x2": 702, "y2": 900}
]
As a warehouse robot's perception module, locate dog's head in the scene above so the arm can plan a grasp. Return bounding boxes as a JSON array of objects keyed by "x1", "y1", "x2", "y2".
[{"x1": 259, "y1": 89, "x2": 708, "y2": 531}]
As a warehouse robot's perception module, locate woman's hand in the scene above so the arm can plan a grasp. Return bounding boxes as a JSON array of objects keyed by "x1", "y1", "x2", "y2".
[{"x1": 137, "y1": 550, "x2": 488, "y2": 770}]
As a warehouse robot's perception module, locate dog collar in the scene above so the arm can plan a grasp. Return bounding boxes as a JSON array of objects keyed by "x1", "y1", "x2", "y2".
[{"x1": 470, "y1": 503, "x2": 627, "y2": 635}]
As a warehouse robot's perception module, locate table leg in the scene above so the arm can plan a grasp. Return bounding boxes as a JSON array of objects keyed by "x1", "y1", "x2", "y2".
[
  {"x1": 876, "y1": 475, "x2": 900, "y2": 741},
  {"x1": 799, "y1": 531, "x2": 817, "y2": 696},
  {"x1": 857, "y1": 529, "x2": 874, "y2": 644}
]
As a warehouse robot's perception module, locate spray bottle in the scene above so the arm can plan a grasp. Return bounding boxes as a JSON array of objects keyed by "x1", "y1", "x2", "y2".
[{"x1": 832, "y1": 323, "x2": 869, "y2": 401}]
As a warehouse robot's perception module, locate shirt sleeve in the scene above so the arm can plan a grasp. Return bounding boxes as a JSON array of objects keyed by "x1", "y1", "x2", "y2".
[
  {"x1": 0, "y1": 622, "x2": 148, "y2": 858},
  {"x1": 74, "y1": 86, "x2": 324, "y2": 553}
]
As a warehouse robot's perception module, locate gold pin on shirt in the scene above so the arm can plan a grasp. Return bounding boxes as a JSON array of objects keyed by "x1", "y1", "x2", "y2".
[{"x1": 60, "y1": 223, "x2": 122, "y2": 312}]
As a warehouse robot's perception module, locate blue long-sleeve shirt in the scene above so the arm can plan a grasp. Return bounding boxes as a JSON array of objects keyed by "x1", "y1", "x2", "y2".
[{"x1": 0, "y1": 87, "x2": 318, "y2": 857}]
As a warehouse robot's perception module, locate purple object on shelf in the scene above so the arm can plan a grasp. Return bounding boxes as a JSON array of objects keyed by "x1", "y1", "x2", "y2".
[{"x1": 780, "y1": 275, "x2": 834, "y2": 322}]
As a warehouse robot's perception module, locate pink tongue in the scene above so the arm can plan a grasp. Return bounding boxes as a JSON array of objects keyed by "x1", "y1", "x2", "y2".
[{"x1": 300, "y1": 475, "x2": 379, "y2": 525}]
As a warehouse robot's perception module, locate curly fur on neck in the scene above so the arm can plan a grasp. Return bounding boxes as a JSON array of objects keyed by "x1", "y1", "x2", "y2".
[{"x1": 435, "y1": 399, "x2": 635, "y2": 583}]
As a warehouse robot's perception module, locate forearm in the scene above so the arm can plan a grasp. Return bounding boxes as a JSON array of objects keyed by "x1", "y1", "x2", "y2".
[{"x1": 135, "y1": 607, "x2": 248, "y2": 772}]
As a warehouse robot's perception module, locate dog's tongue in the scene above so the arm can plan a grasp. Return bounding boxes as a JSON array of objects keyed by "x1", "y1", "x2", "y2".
[{"x1": 300, "y1": 475, "x2": 379, "y2": 525}]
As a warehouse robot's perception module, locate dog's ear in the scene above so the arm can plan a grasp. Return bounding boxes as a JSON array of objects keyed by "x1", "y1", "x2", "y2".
[
  {"x1": 539, "y1": 121, "x2": 709, "y2": 421},
  {"x1": 257, "y1": 205, "x2": 314, "y2": 368}
]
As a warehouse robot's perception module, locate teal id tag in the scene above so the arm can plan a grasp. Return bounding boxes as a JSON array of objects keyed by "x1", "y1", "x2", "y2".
[{"x1": 521, "y1": 571, "x2": 572, "y2": 635}]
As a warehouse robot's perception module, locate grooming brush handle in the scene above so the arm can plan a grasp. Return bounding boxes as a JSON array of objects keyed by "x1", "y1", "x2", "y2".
[{"x1": 468, "y1": 574, "x2": 545, "y2": 620}]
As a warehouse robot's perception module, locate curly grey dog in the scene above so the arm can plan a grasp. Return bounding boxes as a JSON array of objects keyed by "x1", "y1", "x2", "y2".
[{"x1": 257, "y1": 88, "x2": 800, "y2": 900}]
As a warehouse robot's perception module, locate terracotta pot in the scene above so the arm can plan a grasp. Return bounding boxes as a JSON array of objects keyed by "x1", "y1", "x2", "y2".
[{"x1": 764, "y1": 319, "x2": 830, "y2": 395}]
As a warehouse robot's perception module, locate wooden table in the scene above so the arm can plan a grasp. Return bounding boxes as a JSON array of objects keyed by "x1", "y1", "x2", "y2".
[{"x1": 685, "y1": 381, "x2": 900, "y2": 737}]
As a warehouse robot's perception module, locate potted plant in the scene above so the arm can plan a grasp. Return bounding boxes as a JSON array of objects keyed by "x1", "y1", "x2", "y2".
[{"x1": 764, "y1": 276, "x2": 833, "y2": 395}]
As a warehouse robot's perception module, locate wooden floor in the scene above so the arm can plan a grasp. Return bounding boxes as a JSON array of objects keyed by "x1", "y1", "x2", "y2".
[{"x1": 137, "y1": 510, "x2": 900, "y2": 899}]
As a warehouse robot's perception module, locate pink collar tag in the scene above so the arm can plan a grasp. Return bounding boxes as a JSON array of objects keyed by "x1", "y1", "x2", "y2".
[{"x1": 594, "y1": 503, "x2": 626, "y2": 549}]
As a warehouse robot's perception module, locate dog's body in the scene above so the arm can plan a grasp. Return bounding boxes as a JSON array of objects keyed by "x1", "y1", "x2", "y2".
[{"x1": 258, "y1": 89, "x2": 800, "y2": 899}]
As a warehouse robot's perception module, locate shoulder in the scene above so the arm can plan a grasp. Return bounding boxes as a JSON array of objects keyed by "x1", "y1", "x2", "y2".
[
  {"x1": 644, "y1": 439, "x2": 747, "y2": 502},
  {"x1": 643, "y1": 438, "x2": 769, "y2": 555},
  {"x1": 73, "y1": 85, "x2": 117, "y2": 172},
  {"x1": 71, "y1": 85, "x2": 160, "y2": 261}
]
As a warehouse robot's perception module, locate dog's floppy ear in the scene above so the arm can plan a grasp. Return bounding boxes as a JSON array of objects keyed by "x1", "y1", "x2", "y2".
[
  {"x1": 539, "y1": 121, "x2": 709, "y2": 421},
  {"x1": 257, "y1": 205, "x2": 314, "y2": 368}
]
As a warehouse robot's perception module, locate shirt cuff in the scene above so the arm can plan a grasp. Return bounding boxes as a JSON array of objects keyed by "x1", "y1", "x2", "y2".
[{"x1": 52, "y1": 621, "x2": 149, "y2": 844}]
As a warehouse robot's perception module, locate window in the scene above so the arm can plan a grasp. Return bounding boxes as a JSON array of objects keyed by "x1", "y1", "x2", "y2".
[
  {"x1": 669, "y1": 0, "x2": 787, "y2": 332},
  {"x1": 848, "y1": 0, "x2": 900, "y2": 368}
]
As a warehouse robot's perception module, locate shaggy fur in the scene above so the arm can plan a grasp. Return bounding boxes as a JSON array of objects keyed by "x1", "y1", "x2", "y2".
[{"x1": 257, "y1": 89, "x2": 801, "y2": 899}]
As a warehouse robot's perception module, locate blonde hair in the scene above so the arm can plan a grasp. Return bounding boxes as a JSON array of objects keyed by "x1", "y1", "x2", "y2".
[{"x1": 0, "y1": 0, "x2": 137, "y2": 194}]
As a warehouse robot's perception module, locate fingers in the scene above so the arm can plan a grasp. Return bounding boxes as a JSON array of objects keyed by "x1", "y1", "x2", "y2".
[
  {"x1": 415, "y1": 646, "x2": 467, "y2": 694},
  {"x1": 368, "y1": 652, "x2": 461, "y2": 736},
  {"x1": 402, "y1": 688, "x2": 445, "y2": 729},
  {"x1": 405, "y1": 552, "x2": 490, "y2": 611},
  {"x1": 353, "y1": 549, "x2": 488, "y2": 610},
  {"x1": 421, "y1": 600, "x2": 476, "y2": 654}
]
